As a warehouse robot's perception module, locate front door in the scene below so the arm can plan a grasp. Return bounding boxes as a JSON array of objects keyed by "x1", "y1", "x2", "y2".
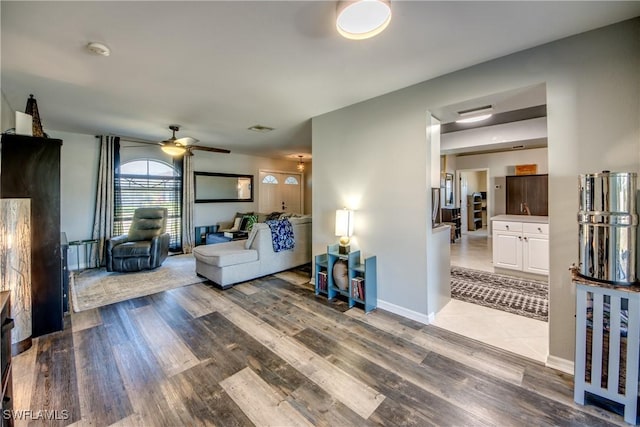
[{"x1": 258, "y1": 171, "x2": 303, "y2": 214}]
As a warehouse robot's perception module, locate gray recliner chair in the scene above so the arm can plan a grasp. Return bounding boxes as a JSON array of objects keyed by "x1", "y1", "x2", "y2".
[{"x1": 106, "y1": 207, "x2": 171, "y2": 272}]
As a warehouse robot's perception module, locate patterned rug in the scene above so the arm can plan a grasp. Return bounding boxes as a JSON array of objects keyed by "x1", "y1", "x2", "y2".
[
  {"x1": 70, "y1": 253, "x2": 206, "y2": 312},
  {"x1": 450, "y1": 266, "x2": 549, "y2": 322}
]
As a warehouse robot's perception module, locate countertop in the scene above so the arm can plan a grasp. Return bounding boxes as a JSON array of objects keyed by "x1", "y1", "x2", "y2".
[
  {"x1": 432, "y1": 223, "x2": 451, "y2": 234},
  {"x1": 490, "y1": 214, "x2": 549, "y2": 224}
]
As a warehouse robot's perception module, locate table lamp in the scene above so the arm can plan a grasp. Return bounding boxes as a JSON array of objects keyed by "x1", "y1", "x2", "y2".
[{"x1": 335, "y1": 208, "x2": 354, "y2": 255}]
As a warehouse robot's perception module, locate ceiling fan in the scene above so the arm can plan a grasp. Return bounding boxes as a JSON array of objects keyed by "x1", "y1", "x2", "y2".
[{"x1": 160, "y1": 125, "x2": 230, "y2": 156}]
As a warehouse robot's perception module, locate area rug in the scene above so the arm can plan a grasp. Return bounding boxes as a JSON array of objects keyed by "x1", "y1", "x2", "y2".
[
  {"x1": 70, "y1": 253, "x2": 206, "y2": 312},
  {"x1": 450, "y1": 266, "x2": 549, "y2": 322}
]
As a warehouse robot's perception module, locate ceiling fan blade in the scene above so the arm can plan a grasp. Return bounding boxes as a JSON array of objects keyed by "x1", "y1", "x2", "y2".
[
  {"x1": 189, "y1": 145, "x2": 231, "y2": 154},
  {"x1": 125, "y1": 139, "x2": 162, "y2": 147}
]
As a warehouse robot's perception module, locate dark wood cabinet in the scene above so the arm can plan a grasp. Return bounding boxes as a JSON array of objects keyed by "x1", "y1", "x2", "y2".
[
  {"x1": 1, "y1": 292, "x2": 13, "y2": 427},
  {"x1": 1, "y1": 134, "x2": 63, "y2": 337},
  {"x1": 61, "y1": 233, "x2": 69, "y2": 314},
  {"x1": 441, "y1": 207, "x2": 461, "y2": 242},
  {"x1": 506, "y1": 174, "x2": 548, "y2": 216}
]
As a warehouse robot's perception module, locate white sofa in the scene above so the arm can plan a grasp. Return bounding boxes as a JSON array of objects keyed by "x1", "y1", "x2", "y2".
[{"x1": 193, "y1": 216, "x2": 311, "y2": 288}]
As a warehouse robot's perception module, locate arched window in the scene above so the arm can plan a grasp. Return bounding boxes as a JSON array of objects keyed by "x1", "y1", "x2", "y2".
[
  {"x1": 284, "y1": 176, "x2": 299, "y2": 185},
  {"x1": 115, "y1": 159, "x2": 182, "y2": 250},
  {"x1": 262, "y1": 175, "x2": 278, "y2": 184}
]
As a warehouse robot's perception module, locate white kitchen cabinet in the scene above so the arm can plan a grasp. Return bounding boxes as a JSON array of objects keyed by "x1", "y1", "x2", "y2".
[
  {"x1": 493, "y1": 221, "x2": 523, "y2": 270},
  {"x1": 493, "y1": 220, "x2": 549, "y2": 276},
  {"x1": 523, "y1": 223, "x2": 549, "y2": 275}
]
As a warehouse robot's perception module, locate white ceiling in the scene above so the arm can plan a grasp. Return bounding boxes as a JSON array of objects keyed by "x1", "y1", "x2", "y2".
[{"x1": 2, "y1": 1, "x2": 639, "y2": 159}]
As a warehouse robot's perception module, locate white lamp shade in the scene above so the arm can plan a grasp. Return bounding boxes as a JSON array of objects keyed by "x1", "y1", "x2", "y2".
[{"x1": 335, "y1": 209, "x2": 354, "y2": 237}]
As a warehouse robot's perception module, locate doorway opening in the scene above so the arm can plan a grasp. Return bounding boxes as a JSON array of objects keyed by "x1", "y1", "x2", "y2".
[
  {"x1": 457, "y1": 168, "x2": 489, "y2": 235},
  {"x1": 432, "y1": 83, "x2": 549, "y2": 363}
]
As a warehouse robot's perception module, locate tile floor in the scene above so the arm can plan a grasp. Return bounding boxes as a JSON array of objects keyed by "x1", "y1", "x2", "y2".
[{"x1": 433, "y1": 227, "x2": 550, "y2": 363}]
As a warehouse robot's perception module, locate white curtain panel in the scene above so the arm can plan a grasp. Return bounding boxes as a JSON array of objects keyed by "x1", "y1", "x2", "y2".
[
  {"x1": 91, "y1": 136, "x2": 118, "y2": 266},
  {"x1": 181, "y1": 153, "x2": 195, "y2": 253}
]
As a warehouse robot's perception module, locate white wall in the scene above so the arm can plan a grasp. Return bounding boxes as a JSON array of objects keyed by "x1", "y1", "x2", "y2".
[
  {"x1": 192, "y1": 151, "x2": 309, "y2": 227},
  {"x1": 312, "y1": 18, "x2": 640, "y2": 365},
  {"x1": 54, "y1": 130, "x2": 100, "y2": 242},
  {"x1": 455, "y1": 147, "x2": 548, "y2": 217},
  {"x1": 59, "y1": 135, "x2": 311, "y2": 233}
]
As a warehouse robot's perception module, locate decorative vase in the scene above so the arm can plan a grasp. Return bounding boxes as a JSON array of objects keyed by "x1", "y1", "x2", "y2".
[
  {"x1": 24, "y1": 94, "x2": 45, "y2": 138},
  {"x1": 333, "y1": 259, "x2": 348, "y2": 290}
]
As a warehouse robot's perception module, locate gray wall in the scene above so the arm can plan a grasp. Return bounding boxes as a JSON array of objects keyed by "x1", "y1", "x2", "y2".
[{"x1": 312, "y1": 19, "x2": 640, "y2": 366}]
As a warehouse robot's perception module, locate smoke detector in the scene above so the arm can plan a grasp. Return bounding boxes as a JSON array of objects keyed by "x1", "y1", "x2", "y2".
[
  {"x1": 248, "y1": 124, "x2": 274, "y2": 133},
  {"x1": 86, "y1": 42, "x2": 111, "y2": 57}
]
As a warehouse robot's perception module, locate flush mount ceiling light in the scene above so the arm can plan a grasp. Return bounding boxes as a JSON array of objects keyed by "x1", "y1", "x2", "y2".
[
  {"x1": 248, "y1": 124, "x2": 275, "y2": 133},
  {"x1": 456, "y1": 105, "x2": 493, "y2": 124},
  {"x1": 336, "y1": 0, "x2": 392, "y2": 40},
  {"x1": 86, "y1": 42, "x2": 111, "y2": 57}
]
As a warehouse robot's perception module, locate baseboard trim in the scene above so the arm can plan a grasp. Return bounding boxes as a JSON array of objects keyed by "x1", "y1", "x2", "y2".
[
  {"x1": 546, "y1": 355, "x2": 574, "y2": 375},
  {"x1": 493, "y1": 267, "x2": 548, "y2": 282},
  {"x1": 377, "y1": 299, "x2": 431, "y2": 325}
]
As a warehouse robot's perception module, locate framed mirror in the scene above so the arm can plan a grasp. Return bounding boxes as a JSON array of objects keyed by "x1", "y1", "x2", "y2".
[
  {"x1": 444, "y1": 173, "x2": 454, "y2": 206},
  {"x1": 194, "y1": 172, "x2": 254, "y2": 203}
]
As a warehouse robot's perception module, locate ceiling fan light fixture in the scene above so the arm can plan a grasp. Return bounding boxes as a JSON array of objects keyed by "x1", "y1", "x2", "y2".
[
  {"x1": 336, "y1": 0, "x2": 391, "y2": 40},
  {"x1": 161, "y1": 141, "x2": 186, "y2": 156},
  {"x1": 456, "y1": 105, "x2": 493, "y2": 123},
  {"x1": 160, "y1": 125, "x2": 187, "y2": 156}
]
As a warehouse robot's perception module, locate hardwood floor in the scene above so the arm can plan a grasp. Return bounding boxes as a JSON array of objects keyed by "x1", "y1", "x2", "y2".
[{"x1": 13, "y1": 269, "x2": 626, "y2": 426}]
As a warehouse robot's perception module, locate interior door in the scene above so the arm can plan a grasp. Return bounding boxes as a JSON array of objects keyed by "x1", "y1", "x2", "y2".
[{"x1": 458, "y1": 172, "x2": 469, "y2": 233}]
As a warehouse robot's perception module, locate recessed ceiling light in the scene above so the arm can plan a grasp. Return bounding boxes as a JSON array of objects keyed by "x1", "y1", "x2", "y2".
[
  {"x1": 336, "y1": 0, "x2": 392, "y2": 40},
  {"x1": 456, "y1": 105, "x2": 493, "y2": 123},
  {"x1": 248, "y1": 125, "x2": 275, "y2": 133},
  {"x1": 86, "y1": 42, "x2": 111, "y2": 57}
]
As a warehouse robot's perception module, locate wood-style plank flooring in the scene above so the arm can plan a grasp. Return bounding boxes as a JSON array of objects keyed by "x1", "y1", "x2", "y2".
[{"x1": 13, "y1": 268, "x2": 627, "y2": 426}]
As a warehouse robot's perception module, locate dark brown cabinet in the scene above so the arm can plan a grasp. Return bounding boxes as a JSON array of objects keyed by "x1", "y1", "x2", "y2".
[
  {"x1": 441, "y1": 207, "x2": 461, "y2": 242},
  {"x1": 506, "y1": 174, "x2": 548, "y2": 216},
  {"x1": 1, "y1": 134, "x2": 63, "y2": 337},
  {"x1": 1, "y1": 292, "x2": 13, "y2": 427}
]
